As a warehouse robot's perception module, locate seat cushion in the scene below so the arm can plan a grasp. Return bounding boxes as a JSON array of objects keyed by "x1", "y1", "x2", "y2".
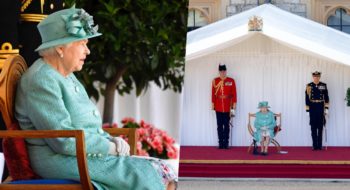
[
  {"x1": 2, "y1": 122, "x2": 41, "y2": 180},
  {"x1": 9, "y1": 179, "x2": 97, "y2": 190},
  {"x1": 9, "y1": 179, "x2": 80, "y2": 184}
]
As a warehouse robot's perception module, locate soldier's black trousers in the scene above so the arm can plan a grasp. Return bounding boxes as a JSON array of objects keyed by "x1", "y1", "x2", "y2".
[
  {"x1": 216, "y1": 112, "x2": 230, "y2": 147},
  {"x1": 311, "y1": 124, "x2": 323, "y2": 149},
  {"x1": 309, "y1": 102, "x2": 325, "y2": 149}
]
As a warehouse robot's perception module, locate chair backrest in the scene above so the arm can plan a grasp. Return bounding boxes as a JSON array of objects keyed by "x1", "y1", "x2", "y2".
[
  {"x1": 0, "y1": 55, "x2": 94, "y2": 189},
  {"x1": 0, "y1": 55, "x2": 40, "y2": 181},
  {"x1": 0, "y1": 55, "x2": 27, "y2": 128}
]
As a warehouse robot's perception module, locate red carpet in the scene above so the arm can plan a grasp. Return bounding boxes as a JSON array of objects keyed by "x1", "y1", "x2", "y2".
[{"x1": 179, "y1": 146, "x2": 350, "y2": 178}]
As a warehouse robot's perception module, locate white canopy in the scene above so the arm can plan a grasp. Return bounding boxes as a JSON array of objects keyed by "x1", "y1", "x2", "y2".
[
  {"x1": 181, "y1": 4, "x2": 350, "y2": 146},
  {"x1": 186, "y1": 4, "x2": 350, "y2": 65}
]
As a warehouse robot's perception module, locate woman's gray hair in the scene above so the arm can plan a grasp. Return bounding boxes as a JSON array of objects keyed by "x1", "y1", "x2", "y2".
[
  {"x1": 38, "y1": 47, "x2": 57, "y2": 57},
  {"x1": 38, "y1": 43, "x2": 72, "y2": 57}
]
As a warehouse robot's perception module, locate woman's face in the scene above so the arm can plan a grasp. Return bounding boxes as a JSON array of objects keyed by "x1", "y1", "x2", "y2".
[
  {"x1": 260, "y1": 107, "x2": 268, "y2": 112},
  {"x1": 60, "y1": 39, "x2": 90, "y2": 74}
]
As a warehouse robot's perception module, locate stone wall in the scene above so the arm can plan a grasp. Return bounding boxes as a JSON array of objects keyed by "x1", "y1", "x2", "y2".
[{"x1": 227, "y1": 0, "x2": 307, "y2": 17}]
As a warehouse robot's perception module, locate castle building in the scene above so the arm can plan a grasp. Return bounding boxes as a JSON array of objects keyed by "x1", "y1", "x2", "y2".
[{"x1": 188, "y1": 0, "x2": 350, "y2": 34}]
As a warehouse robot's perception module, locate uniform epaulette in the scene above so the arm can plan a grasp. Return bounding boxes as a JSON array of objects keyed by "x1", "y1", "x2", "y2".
[{"x1": 306, "y1": 85, "x2": 311, "y2": 96}]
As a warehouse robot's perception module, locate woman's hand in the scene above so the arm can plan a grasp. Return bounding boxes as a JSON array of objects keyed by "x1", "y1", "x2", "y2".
[{"x1": 111, "y1": 137, "x2": 130, "y2": 156}]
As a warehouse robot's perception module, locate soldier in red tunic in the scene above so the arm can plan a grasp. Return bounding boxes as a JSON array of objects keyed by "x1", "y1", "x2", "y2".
[{"x1": 212, "y1": 64, "x2": 237, "y2": 149}]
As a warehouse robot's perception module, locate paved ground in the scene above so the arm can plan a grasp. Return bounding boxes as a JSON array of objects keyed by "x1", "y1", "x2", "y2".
[{"x1": 178, "y1": 178, "x2": 350, "y2": 190}]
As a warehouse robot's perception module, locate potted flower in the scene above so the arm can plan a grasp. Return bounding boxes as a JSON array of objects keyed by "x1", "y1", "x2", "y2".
[{"x1": 103, "y1": 118, "x2": 178, "y2": 159}]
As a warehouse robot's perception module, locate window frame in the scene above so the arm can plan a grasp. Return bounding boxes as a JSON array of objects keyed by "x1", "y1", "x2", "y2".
[{"x1": 327, "y1": 7, "x2": 350, "y2": 32}]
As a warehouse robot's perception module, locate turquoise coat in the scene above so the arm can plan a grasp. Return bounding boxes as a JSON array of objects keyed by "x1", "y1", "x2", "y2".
[
  {"x1": 15, "y1": 59, "x2": 164, "y2": 190},
  {"x1": 253, "y1": 111, "x2": 276, "y2": 142}
]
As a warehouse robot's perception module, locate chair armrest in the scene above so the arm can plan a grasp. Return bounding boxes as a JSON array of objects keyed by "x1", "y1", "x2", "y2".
[
  {"x1": 0, "y1": 130, "x2": 93, "y2": 190},
  {"x1": 103, "y1": 128, "x2": 137, "y2": 155}
]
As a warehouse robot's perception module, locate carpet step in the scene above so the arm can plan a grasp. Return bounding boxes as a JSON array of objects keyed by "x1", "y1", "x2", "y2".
[{"x1": 179, "y1": 163, "x2": 350, "y2": 178}]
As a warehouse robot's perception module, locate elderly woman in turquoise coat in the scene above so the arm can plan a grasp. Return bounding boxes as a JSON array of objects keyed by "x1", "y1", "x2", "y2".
[
  {"x1": 253, "y1": 101, "x2": 276, "y2": 155},
  {"x1": 15, "y1": 8, "x2": 176, "y2": 190}
]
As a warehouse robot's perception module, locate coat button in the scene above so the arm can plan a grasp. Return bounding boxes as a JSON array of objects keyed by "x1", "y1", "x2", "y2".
[
  {"x1": 98, "y1": 128, "x2": 104, "y2": 134},
  {"x1": 93, "y1": 110, "x2": 99, "y2": 116},
  {"x1": 98, "y1": 153, "x2": 102, "y2": 157},
  {"x1": 87, "y1": 153, "x2": 92, "y2": 157},
  {"x1": 75, "y1": 86, "x2": 80, "y2": 92}
]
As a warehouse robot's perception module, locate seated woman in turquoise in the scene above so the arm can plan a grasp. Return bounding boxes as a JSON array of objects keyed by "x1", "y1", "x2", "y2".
[
  {"x1": 15, "y1": 8, "x2": 176, "y2": 190},
  {"x1": 253, "y1": 101, "x2": 276, "y2": 155}
]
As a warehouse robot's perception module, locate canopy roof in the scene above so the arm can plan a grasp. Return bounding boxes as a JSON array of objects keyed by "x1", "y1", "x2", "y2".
[{"x1": 186, "y1": 4, "x2": 350, "y2": 65}]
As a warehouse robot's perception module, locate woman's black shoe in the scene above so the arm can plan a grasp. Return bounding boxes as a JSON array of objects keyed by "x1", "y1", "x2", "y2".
[
  {"x1": 261, "y1": 152, "x2": 268, "y2": 156},
  {"x1": 253, "y1": 147, "x2": 259, "y2": 155}
]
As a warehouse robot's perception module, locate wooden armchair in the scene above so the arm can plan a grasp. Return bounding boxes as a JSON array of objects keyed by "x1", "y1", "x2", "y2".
[
  {"x1": 0, "y1": 55, "x2": 137, "y2": 189},
  {"x1": 247, "y1": 113, "x2": 282, "y2": 153}
]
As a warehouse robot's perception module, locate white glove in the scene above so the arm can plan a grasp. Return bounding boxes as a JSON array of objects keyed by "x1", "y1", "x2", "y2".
[
  {"x1": 112, "y1": 137, "x2": 130, "y2": 156},
  {"x1": 108, "y1": 142, "x2": 118, "y2": 155},
  {"x1": 325, "y1": 109, "x2": 329, "y2": 115},
  {"x1": 230, "y1": 109, "x2": 235, "y2": 117}
]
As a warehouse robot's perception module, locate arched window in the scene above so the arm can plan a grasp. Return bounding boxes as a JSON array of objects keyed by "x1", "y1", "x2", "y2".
[
  {"x1": 327, "y1": 8, "x2": 350, "y2": 34},
  {"x1": 258, "y1": 0, "x2": 271, "y2": 5},
  {"x1": 187, "y1": 9, "x2": 208, "y2": 32}
]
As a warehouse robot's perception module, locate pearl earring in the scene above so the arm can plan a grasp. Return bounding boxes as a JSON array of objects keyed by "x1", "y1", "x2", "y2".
[{"x1": 60, "y1": 54, "x2": 64, "y2": 58}]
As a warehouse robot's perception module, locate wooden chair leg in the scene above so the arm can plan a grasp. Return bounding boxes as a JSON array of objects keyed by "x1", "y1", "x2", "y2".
[
  {"x1": 247, "y1": 142, "x2": 254, "y2": 153},
  {"x1": 271, "y1": 139, "x2": 281, "y2": 153}
]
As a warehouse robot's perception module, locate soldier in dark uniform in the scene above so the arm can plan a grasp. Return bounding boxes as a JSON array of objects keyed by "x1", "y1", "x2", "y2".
[{"x1": 305, "y1": 71, "x2": 329, "y2": 150}]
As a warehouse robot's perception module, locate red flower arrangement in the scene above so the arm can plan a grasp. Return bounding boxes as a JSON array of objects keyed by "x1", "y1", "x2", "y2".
[{"x1": 103, "y1": 118, "x2": 178, "y2": 159}]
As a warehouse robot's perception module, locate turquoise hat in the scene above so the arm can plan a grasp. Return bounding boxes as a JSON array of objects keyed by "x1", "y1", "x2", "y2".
[
  {"x1": 35, "y1": 7, "x2": 101, "y2": 52},
  {"x1": 257, "y1": 101, "x2": 270, "y2": 109}
]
